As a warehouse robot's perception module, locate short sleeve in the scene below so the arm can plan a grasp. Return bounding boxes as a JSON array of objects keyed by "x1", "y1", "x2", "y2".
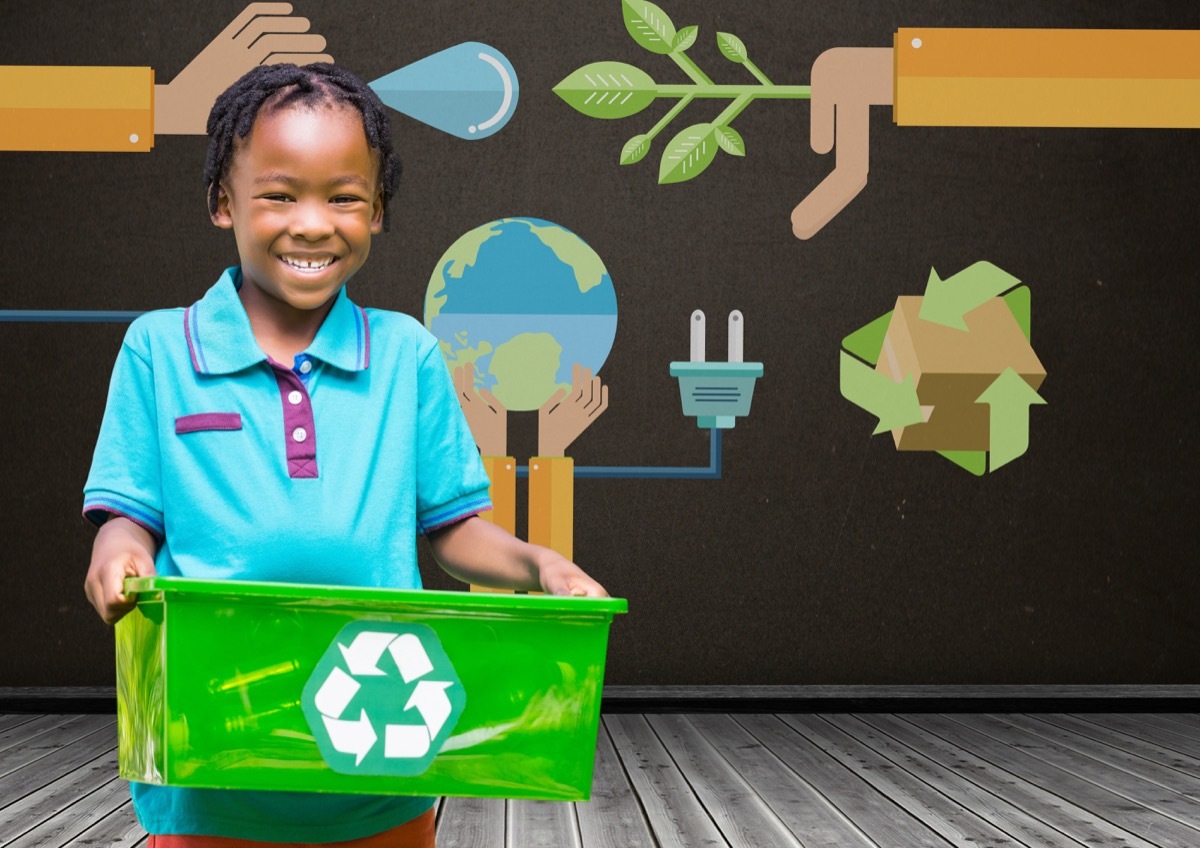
[
  {"x1": 413, "y1": 343, "x2": 492, "y2": 534},
  {"x1": 0, "y1": 66, "x2": 155, "y2": 152},
  {"x1": 894, "y1": 28, "x2": 1200, "y2": 129},
  {"x1": 82, "y1": 326, "x2": 164, "y2": 538}
]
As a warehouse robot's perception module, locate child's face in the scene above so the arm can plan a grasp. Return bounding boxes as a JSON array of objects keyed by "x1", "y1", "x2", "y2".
[{"x1": 211, "y1": 102, "x2": 384, "y2": 313}]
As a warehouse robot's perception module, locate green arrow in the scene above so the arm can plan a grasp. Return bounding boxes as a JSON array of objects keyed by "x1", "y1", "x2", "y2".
[
  {"x1": 919, "y1": 261, "x2": 1021, "y2": 330},
  {"x1": 841, "y1": 310, "x2": 892, "y2": 366},
  {"x1": 840, "y1": 351, "x2": 924, "y2": 435},
  {"x1": 938, "y1": 450, "x2": 987, "y2": 477},
  {"x1": 976, "y1": 367, "x2": 1046, "y2": 471}
]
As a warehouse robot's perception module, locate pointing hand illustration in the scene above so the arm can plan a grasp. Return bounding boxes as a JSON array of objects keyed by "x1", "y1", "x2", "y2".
[
  {"x1": 155, "y1": 2, "x2": 334, "y2": 135},
  {"x1": 791, "y1": 47, "x2": 894, "y2": 239}
]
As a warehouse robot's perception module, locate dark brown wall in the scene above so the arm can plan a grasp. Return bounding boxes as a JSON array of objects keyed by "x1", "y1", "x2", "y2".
[{"x1": 2, "y1": 0, "x2": 1198, "y2": 686}]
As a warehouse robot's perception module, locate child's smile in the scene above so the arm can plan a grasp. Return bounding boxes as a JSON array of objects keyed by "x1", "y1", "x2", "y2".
[
  {"x1": 211, "y1": 101, "x2": 384, "y2": 320},
  {"x1": 280, "y1": 255, "x2": 335, "y2": 272}
]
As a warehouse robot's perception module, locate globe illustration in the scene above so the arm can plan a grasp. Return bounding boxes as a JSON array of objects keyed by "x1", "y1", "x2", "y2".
[{"x1": 424, "y1": 218, "x2": 618, "y2": 411}]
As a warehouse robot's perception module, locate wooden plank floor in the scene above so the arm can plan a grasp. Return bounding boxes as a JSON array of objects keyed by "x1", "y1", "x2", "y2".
[{"x1": 0, "y1": 712, "x2": 1197, "y2": 847}]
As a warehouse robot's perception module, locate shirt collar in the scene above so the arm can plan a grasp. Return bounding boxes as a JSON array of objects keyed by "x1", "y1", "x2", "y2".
[{"x1": 184, "y1": 267, "x2": 371, "y2": 375}]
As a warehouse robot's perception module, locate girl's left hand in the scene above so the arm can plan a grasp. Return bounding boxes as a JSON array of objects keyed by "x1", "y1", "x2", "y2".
[{"x1": 538, "y1": 555, "x2": 609, "y2": 598}]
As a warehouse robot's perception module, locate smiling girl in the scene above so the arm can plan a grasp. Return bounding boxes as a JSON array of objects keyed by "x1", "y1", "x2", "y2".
[{"x1": 83, "y1": 63, "x2": 606, "y2": 848}]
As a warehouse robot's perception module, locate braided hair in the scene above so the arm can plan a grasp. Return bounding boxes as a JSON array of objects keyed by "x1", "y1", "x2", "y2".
[{"x1": 204, "y1": 63, "x2": 402, "y2": 230}]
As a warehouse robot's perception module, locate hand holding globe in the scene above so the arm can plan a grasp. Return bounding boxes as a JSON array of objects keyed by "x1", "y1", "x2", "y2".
[{"x1": 428, "y1": 218, "x2": 618, "y2": 456}]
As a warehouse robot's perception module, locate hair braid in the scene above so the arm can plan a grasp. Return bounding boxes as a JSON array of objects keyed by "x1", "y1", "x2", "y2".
[{"x1": 204, "y1": 63, "x2": 402, "y2": 230}]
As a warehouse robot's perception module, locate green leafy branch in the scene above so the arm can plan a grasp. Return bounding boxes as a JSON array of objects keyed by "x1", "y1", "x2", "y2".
[{"x1": 553, "y1": 0, "x2": 811, "y2": 184}]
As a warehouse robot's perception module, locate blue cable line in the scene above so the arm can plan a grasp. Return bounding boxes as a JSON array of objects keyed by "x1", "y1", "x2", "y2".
[
  {"x1": 516, "y1": 429, "x2": 721, "y2": 480},
  {"x1": 0, "y1": 311, "x2": 145, "y2": 322}
]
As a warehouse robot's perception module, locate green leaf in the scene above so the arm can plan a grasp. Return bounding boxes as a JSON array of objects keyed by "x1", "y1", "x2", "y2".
[
  {"x1": 715, "y1": 125, "x2": 745, "y2": 156},
  {"x1": 658, "y1": 122, "x2": 720, "y2": 184},
  {"x1": 623, "y1": 0, "x2": 677, "y2": 55},
  {"x1": 717, "y1": 31, "x2": 748, "y2": 63},
  {"x1": 553, "y1": 62, "x2": 658, "y2": 120},
  {"x1": 620, "y1": 134, "x2": 651, "y2": 165},
  {"x1": 672, "y1": 25, "x2": 698, "y2": 53}
]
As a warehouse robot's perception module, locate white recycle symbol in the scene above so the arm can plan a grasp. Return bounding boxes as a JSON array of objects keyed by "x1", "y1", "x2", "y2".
[{"x1": 312, "y1": 630, "x2": 456, "y2": 766}]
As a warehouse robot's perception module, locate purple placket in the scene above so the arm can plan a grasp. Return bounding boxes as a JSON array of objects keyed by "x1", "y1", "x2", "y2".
[{"x1": 270, "y1": 361, "x2": 318, "y2": 479}]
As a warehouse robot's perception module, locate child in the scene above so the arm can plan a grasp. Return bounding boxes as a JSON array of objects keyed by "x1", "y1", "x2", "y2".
[{"x1": 82, "y1": 62, "x2": 607, "y2": 847}]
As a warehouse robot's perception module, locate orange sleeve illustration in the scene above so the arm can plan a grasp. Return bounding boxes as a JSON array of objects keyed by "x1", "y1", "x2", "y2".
[
  {"x1": 528, "y1": 457, "x2": 574, "y2": 563},
  {"x1": 894, "y1": 29, "x2": 1200, "y2": 128},
  {"x1": 472, "y1": 456, "x2": 517, "y2": 593},
  {"x1": 478, "y1": 456, "x2": 517, "y2": 535},
  {"x1": 0, "y1": 66, "x2": 155, "y2": 152}
]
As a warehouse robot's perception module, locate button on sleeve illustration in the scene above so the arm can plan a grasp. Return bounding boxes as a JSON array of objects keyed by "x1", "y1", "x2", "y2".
[{"x1": 0, "y1": 2, "x2": 332, "y2": 151}]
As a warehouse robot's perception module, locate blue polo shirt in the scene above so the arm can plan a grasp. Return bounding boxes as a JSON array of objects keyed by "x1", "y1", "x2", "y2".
[{"x1": 83, "y1": 267, "x2": 492, "y2": 841}]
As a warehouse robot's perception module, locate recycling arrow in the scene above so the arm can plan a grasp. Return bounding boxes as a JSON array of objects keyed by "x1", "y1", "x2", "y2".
[
  {"x1": 976, "y1": 367, "x2": 1046, "y2": 471},
  {"x1": 919, "y1": 261, "x2": 1020, "y2": 330},
  {"x1": 389, "y1": 633, "x2": 435, "y2": 683},
  {"x1": 323, "y1": 709, "x2": 377, "y2": 766},
  {"x1": 303, "y1": 622, "x2": 466, "y2": 777},
  {"x1": 382, "y1": 681, "x2": 455, "y2": 759},
  {"x1": 313, "y1": 666, "x2": 360, "y2": 718},
  {"x1": 840, "y1": 351, "x2": 924, "y2": 435},
  {"x1": 385, "y1": 723, "x2": 432, "y2": 759},
  {"x1": 407, "y1": 680, "x2": 454, "y2": 738},
  {"x1": 338, "y1": 630, "x2": 395, "y2": 676}
]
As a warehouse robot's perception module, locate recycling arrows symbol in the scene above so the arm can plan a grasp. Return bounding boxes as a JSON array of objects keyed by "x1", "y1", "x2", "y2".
[
  {"x1": 302, "y1": 622, "x2": 466, "y2": 776},
  {"x1": 840, "y1": 261, "x2": 1047, "y2": 476}
]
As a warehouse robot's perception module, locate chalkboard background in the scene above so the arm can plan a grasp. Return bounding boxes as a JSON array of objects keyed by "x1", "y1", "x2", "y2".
[{"x1": 2, "y1": 0, "x2": 1197, "y2": 687}]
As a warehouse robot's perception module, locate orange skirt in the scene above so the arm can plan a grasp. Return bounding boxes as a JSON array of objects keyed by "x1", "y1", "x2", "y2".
[{"x1": 146, "y1": 807, "x2": 436, "y2": 848}]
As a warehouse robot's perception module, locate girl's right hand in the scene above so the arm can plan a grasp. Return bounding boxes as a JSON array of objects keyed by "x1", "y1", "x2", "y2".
[{"x1": 84, "y1": 516, "x2": 158, "y2": 625}]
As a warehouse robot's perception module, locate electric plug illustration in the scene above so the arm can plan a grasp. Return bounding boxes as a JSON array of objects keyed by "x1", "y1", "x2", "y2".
[{"x1": 670, "y1": 310, "x2": 763, "y2": 429}]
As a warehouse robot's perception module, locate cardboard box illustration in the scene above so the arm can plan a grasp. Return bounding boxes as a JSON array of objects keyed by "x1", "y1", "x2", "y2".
[{"x1": 876, "y1": 297, "x2": 1046, "y2": 451}]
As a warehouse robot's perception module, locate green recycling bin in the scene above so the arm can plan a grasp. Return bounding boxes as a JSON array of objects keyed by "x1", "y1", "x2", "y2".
[{"x1": 116, "y1": 577, "x2": 627, "y2": 801}]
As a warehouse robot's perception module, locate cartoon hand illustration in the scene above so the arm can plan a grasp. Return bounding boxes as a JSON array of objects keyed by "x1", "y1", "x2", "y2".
[
  {"x1": 454, "y1": 363, "x2": 507, "y2": 457},
  {"x1": 154, "y1": 2, "x2": 334, "y2": 135},
  {"x1": 791, "y1": 47, "x2": 893, "y2": 239},
  {"x1": 538, "y1": 364, "x2": 608, "y2": 458}
]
